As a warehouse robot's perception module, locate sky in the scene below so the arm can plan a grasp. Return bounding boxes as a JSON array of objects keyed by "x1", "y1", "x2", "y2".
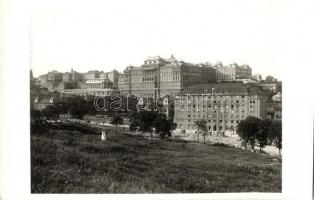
[{"x1": 30, "y1": 0, "x2": 281, "y2": 79}]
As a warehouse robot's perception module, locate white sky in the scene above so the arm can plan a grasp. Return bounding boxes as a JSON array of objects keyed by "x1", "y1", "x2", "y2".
[{"x1": 30, "y1": 0, "x2": 281, "y2": 79}]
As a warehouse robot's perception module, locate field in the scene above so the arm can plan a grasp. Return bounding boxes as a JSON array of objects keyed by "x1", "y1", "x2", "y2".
[{"x1": 31, "y1": 121, "x2": 281, "y2": 193}]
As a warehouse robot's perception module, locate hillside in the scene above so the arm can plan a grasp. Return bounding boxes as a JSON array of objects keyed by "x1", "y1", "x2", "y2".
[{"x1": 31, "y1": 121, "x2": 281, "y2": 193}]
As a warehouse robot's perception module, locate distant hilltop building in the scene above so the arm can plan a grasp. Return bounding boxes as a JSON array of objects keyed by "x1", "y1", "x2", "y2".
[
  {"x1": 118, "y1": 56, "x2": 253, "y2": 97},
  {"x1": 213, "y1": 62, "x2": 252, "y2": 81},
  {"x1": 36, "y1": 55, "x2": 281, "y2": 97},
  {"x1": 32, "y1": 59, "x2": 281, "y2": 137},
  {"x1": 118, "y1": 55, "x2": 216, "y2": 97},
  {"x1": 38, "y1": 69, "x2": 119, "y2": 96}
]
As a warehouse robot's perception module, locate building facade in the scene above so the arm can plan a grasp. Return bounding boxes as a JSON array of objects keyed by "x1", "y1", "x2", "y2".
[
  {"x1": 38, "y1": 69, "x2": 120, "y2": 94},
  {"x1": 174, "y1": 83, "x2": 269, "y2": 135},
  {"x1": 62, "y1": 88, "x2": 118, "y2": 96},
  {"x1": 83, "y1": 70, "x2": 119, "y2": 88},
  {"x1": 118, "y1": 55, "x2": 216, "y2": 97},
  {"x1": 214, "y1": 62, "x2": 252, "y2": 81}
]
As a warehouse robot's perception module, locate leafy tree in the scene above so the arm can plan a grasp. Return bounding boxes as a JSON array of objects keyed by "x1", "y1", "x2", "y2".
[
  {"x1": 257, "y1": 119, "x2": 272, "y2": 152},
  {"x1": 237, "y1": 116, "x2": 261, "y2": 150},
  {"x1": 170, "y1": 122, "x2": 177, "y2": 135},
  {"x1": 110, "y1": 114, "x2": 123, "y2": 134},
  {"x1": 153, "y1": 114, "x2": 175, "y2": 140},
  {"x1": 41, "y1": 105, "x2": 61, "y2": 118},
  {"x1": 265, "y1": 75, "x2": 278, "y2": 83},
  {"x1": 30, "y1": 109, "x2": 41, "y2": 118},
  {"x1": 137, "y1": 111, "x2": 157, "y2": 137},
  {"x1": 67, "y1": 97, "x2": 89, "y2": 119},
  {"x1": 269, "y1": 120, "x2": 282, "y2": 155},
  {"x1": 195, "y1": 119, "x2": 207, "y2": 142},
  {"x1": 129, "y1": 119, "x2": 140, "y2": 133},
  {"x1": 277, "y1": 81, "x2": 282, "y2": 93}
]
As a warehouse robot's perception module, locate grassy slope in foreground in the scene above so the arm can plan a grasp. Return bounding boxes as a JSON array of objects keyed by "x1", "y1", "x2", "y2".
[{"x1": 31, "y1": 122, "x2": 281, "y2": 193}]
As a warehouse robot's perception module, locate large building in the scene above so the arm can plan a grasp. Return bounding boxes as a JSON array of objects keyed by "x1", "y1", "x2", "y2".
[
  {"x1": 82, "y1": 70, "x2": 119, "y2": 88},
  {"x1": 213, "y1": 62, "x2": 252, "y2": 81},
  {"x1": 118, "y1": 55, "x2": 216, "y2": 97},
  {"x1": 38, "y1": 69, "x2": 120, "y2": 96},
  {"x1": 173, "y1": 82, "x2": 270, "y2": 136}
]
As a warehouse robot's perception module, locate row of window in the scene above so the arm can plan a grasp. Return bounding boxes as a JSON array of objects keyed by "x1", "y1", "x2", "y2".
[
  {"x1": 176, "y1": 119, "x2": 241, "y2": 124},
  {"x1": 160, "y1": 76, "x2": 180, "y2": 81},
  {"x1": 86, "y1": 84, "x2": 104, "y2": 89},
  {"x1": 181, "y1": 95, "x2": 248, "y2": 101},
  {"x1": 178, "y1": 123, "x2": 239, "y2": 131}
]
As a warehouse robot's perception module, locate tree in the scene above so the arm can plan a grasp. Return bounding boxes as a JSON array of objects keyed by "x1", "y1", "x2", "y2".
[
  {"x1": 265, "y1": 75, "x2": 278, "y2": 83},
  {"x1": 237, "y1": 116, "x2": 261, "y2": 150},
  {"x1": 41, "y1": 105, "x2": 61, "y2": 118},
  {"x1": 129, "y1": 119, "x2": 140, "y2": 133},
  {"x1": 30, "y1": 109, "x2": 41, "y2": 118},
  {"x1": 269, "y1": 120, "x2": 282, "y2": 155},
  {"x1": 170, "y1": 122, "x2": 177, "y2": 136},
  {"x1": 110, "y1": 114, "x2": 123, "y2": 134},
  {"x1": 153, "y1": 114, "x2": 175, "y2": 140},
  {"x1": 257, "y1": 119, "x2": 272, "y2": 152},
  {"x1": 137, "y1": 111, "x2": 157, "y2": 138},
  {"x1": 67, "y1": 97, "x2": 89, "y2": 119},
  {"x1": 195, "y1": 119, "x2": 207, "y2": 142}
]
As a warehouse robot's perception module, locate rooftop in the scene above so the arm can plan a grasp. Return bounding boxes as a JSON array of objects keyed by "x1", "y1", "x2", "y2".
[{"x1": 178, "y1": 82, "x2": 268, "y2": 96}]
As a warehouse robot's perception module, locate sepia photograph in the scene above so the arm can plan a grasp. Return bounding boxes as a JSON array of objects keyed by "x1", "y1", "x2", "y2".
[
  {"x1": 5, "y1": 0, "x2": 314, "y2": 198},
  {"x1": 29, "y1": 0, "x2": 283, "y2": 194}
]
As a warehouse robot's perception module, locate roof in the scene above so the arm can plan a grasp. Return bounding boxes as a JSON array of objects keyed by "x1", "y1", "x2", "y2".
[
  {"x1": 178, "y1": 82, "x2": 268, "y2": 96},
  {"x1": 85, "y1": 79, "x2": 112, "y2": 84},
  {"x1": 85, "y1": 79, "x2": 105, "y2": 84},
  {"x1": 86, "y1": 70, "x2": 101, "y2": 73}
]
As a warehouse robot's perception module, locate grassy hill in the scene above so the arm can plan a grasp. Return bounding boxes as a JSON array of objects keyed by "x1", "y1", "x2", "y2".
[{"x1": 31, "y1": 121, "x2": 281, "y2": 193}]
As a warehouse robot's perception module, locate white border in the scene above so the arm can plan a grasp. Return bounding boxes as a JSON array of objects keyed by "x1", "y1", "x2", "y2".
[{"x1": 1, "y1": 0, "x2": 314, "y2": 199}]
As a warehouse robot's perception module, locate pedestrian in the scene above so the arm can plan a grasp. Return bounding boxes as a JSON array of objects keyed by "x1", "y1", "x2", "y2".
[{"x1": 101, "y1": 130, "x2": 106, "y2": 141}]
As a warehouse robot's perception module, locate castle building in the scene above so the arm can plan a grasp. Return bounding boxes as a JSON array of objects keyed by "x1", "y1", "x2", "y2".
[
  {"x1": 38, "y1": 69, "x2": 120, "y2": 95},
  {"x1": 83, "y1": 70, "x2": 119, "y2": 88},
  {"x1": 173, "y1": 82, "x2": 269, "y2": 136},
  {"x1": 213, "y1": 62, "x2": 252, "y2": 81},
  {"x1": 118, "y1": 55, "x2": 216, "y2": 97}
]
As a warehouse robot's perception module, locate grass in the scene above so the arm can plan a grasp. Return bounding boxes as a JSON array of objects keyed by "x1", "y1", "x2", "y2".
[{"x1": 31, "y1": 121, "x2": 281, "y2": 193}]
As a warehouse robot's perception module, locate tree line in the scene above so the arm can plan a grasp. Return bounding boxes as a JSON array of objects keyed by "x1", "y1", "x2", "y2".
[
  {"x1": 237, "y1": 116, "x2": 282, "y2": 155},
  {"x1": 32, "y1": 95, "x2": 177, "y2": 140},
  {"x1": 31, "y1": 95, "x2": 139, "y2": 119},
  {"x1": 129, "y1": 111, "x2": 177, "y2": 140}
]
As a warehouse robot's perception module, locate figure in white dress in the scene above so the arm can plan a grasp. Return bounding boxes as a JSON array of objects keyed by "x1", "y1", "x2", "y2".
[{"x1": 101, "y1": 130, "x2": 106, "y2": 141}]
